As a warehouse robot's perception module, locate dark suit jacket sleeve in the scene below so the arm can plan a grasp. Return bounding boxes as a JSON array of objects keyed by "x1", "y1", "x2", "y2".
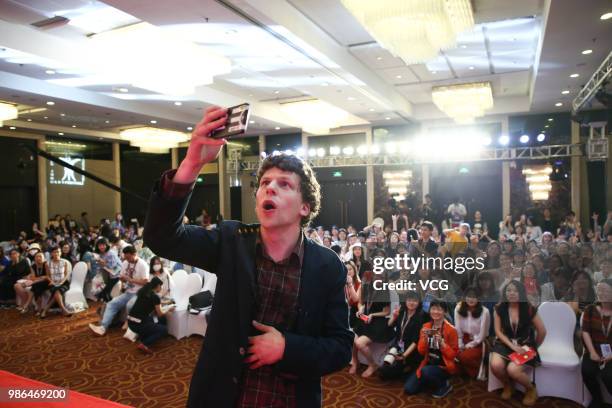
[
  {"x1": 277, "y1": 256, "x2": 352, "y2": 378},
  {"x1": 143, "y1": 173, "x2": 220, "y2": 273}
]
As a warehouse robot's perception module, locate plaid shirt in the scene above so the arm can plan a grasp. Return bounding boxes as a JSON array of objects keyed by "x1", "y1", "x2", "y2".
[{"x1": 237, "y1": 233, "x2": 304, "y2": 408}]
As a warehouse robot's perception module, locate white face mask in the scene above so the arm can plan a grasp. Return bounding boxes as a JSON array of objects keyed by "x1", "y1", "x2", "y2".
[{"x1": 153, "y1": 264, "x2": 162, "y2": 272}]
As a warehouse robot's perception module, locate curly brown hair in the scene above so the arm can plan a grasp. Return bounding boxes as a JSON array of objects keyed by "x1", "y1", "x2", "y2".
[{"x1": 255, "y1": 154, "x2": 321, "y2": 228}]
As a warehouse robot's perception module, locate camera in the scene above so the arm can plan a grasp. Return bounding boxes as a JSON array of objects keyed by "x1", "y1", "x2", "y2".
[
  {"x1": 383, "y1": 347, "x2": 399, "y2": 365},
  {"x1": 210, "y1": 103, "x2": 250, "y2": 139}
]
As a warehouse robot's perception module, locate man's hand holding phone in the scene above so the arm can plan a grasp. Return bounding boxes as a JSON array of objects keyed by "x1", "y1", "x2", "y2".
[{"x1": 175, "y1": 106, "x2": 228, "y2": 184}]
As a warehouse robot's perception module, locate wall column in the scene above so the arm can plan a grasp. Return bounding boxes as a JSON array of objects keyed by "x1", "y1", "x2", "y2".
[
  {"x1": 171, "y1": 147, "x2": 179, "y2": 168},
  {"x1": 112, "y1": 142, "x2": 121, "y2": 215},
  {"x1": 36, "y1": 137, "x2": 48, "y2": 227},
  {"x1": 259, "y1": 134, "x2": 265, "y2": 155},
  {"x1": 421, "y1": 164, "x2": 429, "y2": 201},
  {"x1": 366, "y1": 127, "x2": 374, "y2": 223},
  {"x1": 570, "y1": 120, "x2": 581, "y2": 220},
  {"x1": 502, "y1": 162, "x2": 510, "y2": 217},
  {"x1": 218, "y1": 148, "x2": 229, "y2": 219}
]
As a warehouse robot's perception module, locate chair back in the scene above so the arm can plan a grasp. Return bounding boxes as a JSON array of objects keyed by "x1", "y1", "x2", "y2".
[
  {"x1": 70, "y1": 262, "x2": 87, "y2": 289},
  {"x1": 172, "y1": 270, "x2": 191, "y2": 310},
  {"x1": 186, "y1": 273, "x2": 203, "y2": 301},
  {"x1": 538, "y1": 301, "x2": 576, "y2": 349},
  {"x1": 201, "y1": 271, "x2": 217, "y2": 295}
]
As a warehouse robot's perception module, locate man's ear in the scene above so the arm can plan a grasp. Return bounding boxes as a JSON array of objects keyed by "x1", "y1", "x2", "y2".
[{"x1": 300, "y1": 203, "x2": 310, "y2": 217}]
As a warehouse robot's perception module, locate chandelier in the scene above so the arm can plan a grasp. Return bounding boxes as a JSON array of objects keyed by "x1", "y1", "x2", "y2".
[
  {"x1": 522, "y1": 165, "x2": 552, "y2": 201},
  {"x1": 432, "y1": 82, "x2": 494, "y2": 124},
  {"x1": 383, "y1": 170, "x2": 412, "y2": 201},
  {"x1": 280, "y1": 99, "x2": 350, "y2": 135},
  {"x1": 0, "y1": 102, "x2": 18, "y2": 126},
  {"x1": 120, "y1": 127, "x2": 189, "y2": 153},
  {"x1": 340, "y1": 0, "x2": 474, "y2": 64}
]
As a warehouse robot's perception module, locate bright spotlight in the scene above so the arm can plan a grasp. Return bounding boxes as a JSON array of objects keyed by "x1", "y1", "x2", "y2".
[
  {"x1": 536, "y1": 133, "x2": 545, "y2": 142},
  {"x1": 499, "y1": 135, "x2": 510, "y2": 145},
  {"x1": 370, "y1": 145, "x2": 380, "y2": 155},
  {"x1": 519, "y1": 134, "x2": 530, "y2": 144},
  {"x1": 482, "y1": 137, "x2": 492, "y2": 146},
  {"x1": 342, "y1": 146, "x2": 354, "y2": 156},
  {"x1": 284, "y1": 149, "x2": 294, "y2": 155},
  {"x1": 385, "y1": 142, "x2": 396, "y2": 154},
  {"x1": 272, "y1": 150, "x2": 281, "y2": 156},
  {"x1": 356, "y1": 145, "x2": 368, "y2": 155},
  {"x1": 296, "y1": 148, "x2": 304, "y2": 157},
  {"x1": 260, "y1": 152, "x2": 267, "y2": 159},
  {"x1": 329, "y1": 146, "x2": 341, "y2": 155},
  {"x1": 316, "y1": 148, "x2": 325, "y2": 157},
  {"x1": 308, "y1": 148, "x2": 317, "y2": 157}
]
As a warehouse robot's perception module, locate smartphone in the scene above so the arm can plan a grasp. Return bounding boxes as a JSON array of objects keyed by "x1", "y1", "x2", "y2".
[{"x1": 210, "y1": 103, "x2": 251, "y2": 139}]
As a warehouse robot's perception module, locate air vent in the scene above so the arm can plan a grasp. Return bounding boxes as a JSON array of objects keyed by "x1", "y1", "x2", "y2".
[{"x1": 31, "y1": 15, "x2": 69, "y2": 30}]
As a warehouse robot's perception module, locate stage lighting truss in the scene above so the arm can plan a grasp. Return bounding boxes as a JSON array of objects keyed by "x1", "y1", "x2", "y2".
[
  {"x1": 572, "y1": 51, "x2": 611, "y2": 114},
  {"x1": 228, "y1": 143, "x2": 582, "y2": 172}
]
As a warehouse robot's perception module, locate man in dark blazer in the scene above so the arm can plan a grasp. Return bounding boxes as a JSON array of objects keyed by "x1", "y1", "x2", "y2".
[{"x1": 144, "y1": 106, "x2": 352, "y2": 407}]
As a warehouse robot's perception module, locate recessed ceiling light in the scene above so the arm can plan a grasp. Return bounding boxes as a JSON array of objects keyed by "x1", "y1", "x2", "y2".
[
  {"x1": 376, "y1": 56, "x2": 383, "y2": 61},
  {"x1": 581, "y1": 49, "x2": 593, "y2": 55},
  {"x1": 460, "y1": 44, "x2": 467, "y2": 49},
  {"x1": 468, "y1": 66, "x2": 475, "y2": 70},
  {"x1": 600, "y1": 12, "x2": 612, "y2": 20},
  {"x1": 368, "y1": 108, "x2": 375, "y2": 112},
  {"x1": 273, "y1": 90, "x2": 280, "y2": 94},
  {"x1": 174, "y1": 101, "x2": 182, "y2": 106},
  {"x1": 385, "y1": 116, "x2": 391, "y2": 120},
  {"x1": 274, "y1": 126, "x2": 281, "y2": 130},
  {"x1": 431, "y1": 70, "x2": 437, "y2": 74},
  {"x1": 555, "y1": 102, "x2": 563, "y2": 107},
  {"x1": 545, "y1": 125, "x2": 549, "y2": 128},
  {"x1": 105, "y1": 120, "x2": 110, "y2": 124},
  {"x1": 46, "y1": 101, "x2": 55, "y2": 106},
  {"x1": 72, "y1": 125, "x2": 77, "y2": 128},
  {"x1": 60, "y1": 113, "x2": 66, "y2": 116},
  {"x1": 9, "y1": 126, "x2": 16, "y2": 130},
  {"x1": 548, "y1": 118, "x2": 553, "y2": 122},
  {"x1": 321, "y1": 82, "x2": 329, "y2": 87},
  {"x1": 150, "y1": 120, "x2": 157, "y2": 124},
  {"x1": 186, "y1": 126, "x2": 193, "y2": 131},
  {"x1": 27, "y1": 118, "x2": 32, "y2": 122},
  {"x1": 561, "y1": 90, "x2": 570, "y2": 94},
  {"x1": 43, "y1": 116, "x2": 48, "y2": 119},
  {"x1": 570, "y1": 73, "x2": 579, "y2": 78},
  {"x1": 395, "y1": 75, "x2": 402, "y2": 79},
  {"x1": 118, "y1": 87, "x2": 129, "y2": 93},
  {"x1": 58, "y1": 132, "x2": 64, "y2": 136},
  {"x1": 45, "y1": 70, "x2": 55, "y2": 75},
  {"x1": 249, "y1": 120, "x2": 255, "y2": 124},
  {"x1": 347, "y1": 96, "x2": 355, "y2": 101}
]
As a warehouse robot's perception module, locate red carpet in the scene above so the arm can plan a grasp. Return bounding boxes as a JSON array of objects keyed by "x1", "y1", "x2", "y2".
[{"x1": 0, "y1": 304, "x2": 579, "y2": 407}]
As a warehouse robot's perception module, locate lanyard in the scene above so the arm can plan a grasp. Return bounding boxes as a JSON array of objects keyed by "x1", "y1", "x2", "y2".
[
  {"x1": 601, "y1": 308, "x2": 612, "y2": 339},
  {"x1": 400, "y1": 311, "x2": 413, "y2": 340}
]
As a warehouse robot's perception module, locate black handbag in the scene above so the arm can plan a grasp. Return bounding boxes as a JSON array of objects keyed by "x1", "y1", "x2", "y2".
[{"x1": 188, "y1": 290, "x2": 213, "y2": 314}]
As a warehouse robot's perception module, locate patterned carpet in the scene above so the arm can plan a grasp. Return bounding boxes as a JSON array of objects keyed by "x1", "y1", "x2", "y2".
[{"x1": 0, "y1": 304, "x2": 579, "y2": 408}]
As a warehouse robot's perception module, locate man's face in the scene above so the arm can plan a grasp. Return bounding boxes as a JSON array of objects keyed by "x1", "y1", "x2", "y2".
[
  {"x1": 9, "y1": 250, "x2": 19, "y2": 262},
  {"x1": 256, "y1": 167, "x2": 309, "y2": 230},
  {"x1": 124, "y1": 253, "x2": 136, "y2": 263},
  {"x1": 420, "y1": 227, "x2": 431, "y2": 240}
]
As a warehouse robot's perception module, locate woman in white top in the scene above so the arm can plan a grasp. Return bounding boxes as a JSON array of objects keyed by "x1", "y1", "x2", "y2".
[
  {"x1": 454, "y1": 287, "x2": 490, "y2": 378},
  {"x1": 149, "y1": 256, "x2": 173, "y2": 301},
  {"x1": 525, "y1": 217, "x2": 543, "y2": 244},
  {"x1": 41, "y1": 246, "x2": 73, "y2": 318}
]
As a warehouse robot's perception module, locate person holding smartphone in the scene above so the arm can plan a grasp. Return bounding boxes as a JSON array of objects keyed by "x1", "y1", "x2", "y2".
[{"x1": 143, "y1": 106, "x2": 352, "y2": 408}]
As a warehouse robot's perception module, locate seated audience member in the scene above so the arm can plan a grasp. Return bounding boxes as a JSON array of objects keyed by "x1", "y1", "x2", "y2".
[
  {"x1": 379, "y1": 291, "x2": 429, "y2": 381},
  {"x1": 594, "y1": 259, "x2": 611, "y2": 284},
  {"x1": 581, "y1": 279, "x2": 612, "y2": 408},
  {"x1": 40, "y1": 246, "x2": 73, "y2": 318},
  {"x1": 127, "y1": 277, "x2": 175, "y2": 354},
  {"x1": 490, "y1": 281, "x2": 546, "y2": 406},
  {"x1": 0, "y1": 249, "x2": 32, "y2": 307},
  {"x1": 564, "y1": 270, "x2": 597, "y2": 318},
  {"x1": 93, "y1": 237, "x2": 122, "y2": 302},
  {"x1": 89, "y1": 246, "x2": 149, "y2": 336},
  {"x1": 475, "y1": 271, "x2": 499, "y2": 337},
  {"x1": 540, "y1": 267, "x2": 571, "y2": 302},
  {"x1": 404, "y1": 299, "x2": 458, "y2": 398},
  {"x1": 454, "y1": 287, "x2": 490, "y2": 378},
  {"x1": 520, "y1": 262, "x2": 540, "y2": 307},
  {"x1": 444, "y1": 223, "x2": 469, "y2": 257},
  {"x1": 15, "y1": 252, "x2": 48, "y2": 314},
  {"x1": 344, "y1": 260, "x2": 361, "y2": 328},
  {"x1": 149, "y1": 256, "x2": 173, "y2": 301},
  {"x1": 350, "y1": 263, "x2": 394, "y2": 378}
]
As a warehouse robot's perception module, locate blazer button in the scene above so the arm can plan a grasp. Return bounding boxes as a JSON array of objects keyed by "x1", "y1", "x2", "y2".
[{"x1": 239, "y1": 347, "x2": 245, "y2": 356}]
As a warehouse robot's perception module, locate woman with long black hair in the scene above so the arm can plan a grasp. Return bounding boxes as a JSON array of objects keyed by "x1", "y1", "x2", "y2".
[
  {"x1": 127, "y1": 277, "x2": 175, "y2": 354},
  {"x1": 454, "y1": 287, "x2": 490, "y2": 378},
  {"x1": 490, "y1": 281, "x2": 546, "y2": 406}
]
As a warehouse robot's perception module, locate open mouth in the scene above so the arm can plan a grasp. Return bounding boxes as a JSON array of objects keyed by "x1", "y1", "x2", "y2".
[{"x1": 262, "y1": 200, "x2": 277, "y2": 211}]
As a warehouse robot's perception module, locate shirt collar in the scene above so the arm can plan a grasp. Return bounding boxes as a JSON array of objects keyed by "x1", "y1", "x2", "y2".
[{"x1": 256, "y1": 230, "x2": 305, "y2": 267}]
